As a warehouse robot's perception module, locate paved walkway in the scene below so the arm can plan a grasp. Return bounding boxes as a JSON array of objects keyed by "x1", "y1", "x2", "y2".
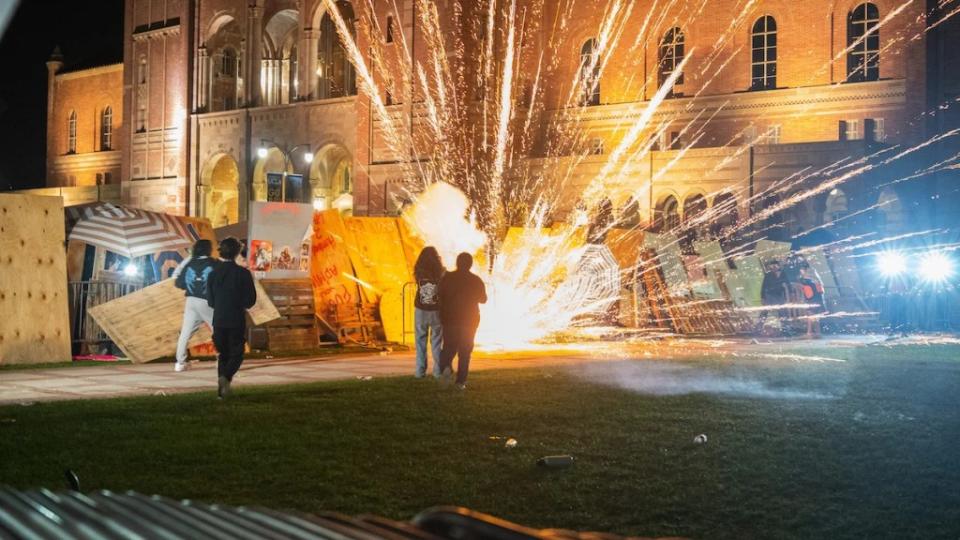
[
  {"x1": 0, "y1": 351, "x2": 603, "y2": 405},
  {"x1": 1, "y1": 333, "x2": 945, "y2": 405}
]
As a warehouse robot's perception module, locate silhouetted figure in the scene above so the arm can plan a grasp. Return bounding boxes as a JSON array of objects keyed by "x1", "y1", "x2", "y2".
[
  {"x1": 413, "y1": 246, "x2": 445, "y2": 378},
  {"x1": 207, "y1": 237, "x2": 257, "y2": 399},
  {"x1": 437, "y1": 253, "x2": 487, "y2": 389}
]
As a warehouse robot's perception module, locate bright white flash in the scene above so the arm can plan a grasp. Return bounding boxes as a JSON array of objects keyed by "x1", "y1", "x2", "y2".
[
  {"x1": 123, "y1": 263, "x2": 139, "y2": 277},
  {"x1": 876, "y1": 251, "x2": 907, "y2": 278},
  {"x1": 919, "y1": 251, "x2": 954, "y2": 283}
]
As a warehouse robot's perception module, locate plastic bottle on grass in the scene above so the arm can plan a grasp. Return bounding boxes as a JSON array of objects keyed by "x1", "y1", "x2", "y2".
[{"x1": 537, "y1": 455, "x2": 574, "y2": 468}]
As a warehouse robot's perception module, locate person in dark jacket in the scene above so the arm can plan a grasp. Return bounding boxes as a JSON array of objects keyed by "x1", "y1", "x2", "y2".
[
  {"x1": 172, "y1": 239, "x2": 219, "y2": 372},
  {"x1": 206, "y1": 237, "x2": 257, "y2": 398},
  {"x1": 757, "y1": 260, "x2": 788, "y2": 334},
  {"x1": 413, "y1": 247, "x2": 445, "y2": 378},
  {"x1": 437, "y1": 252, "x2": 487, "y2": 389}
]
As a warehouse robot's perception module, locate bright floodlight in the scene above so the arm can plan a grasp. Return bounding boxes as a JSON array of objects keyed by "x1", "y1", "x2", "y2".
[
  {"x1": 919, "y1": 251, "x2": 954, "y2": 283},
  {"x1": 257, "y1": 146, "x2": 269, "y2": 159},
  {"x1": 877, "y1": 251, "x2": 907, "y2": 278},
  {"x1": 312, "y1": 197, "x2": 327, "y2": 211},
  {"x1": 304, "y1": 152, "x2": 314, "y2": 164},
  {"x1": 123, "y1": 263, "x2": 139, "y2": 277}
]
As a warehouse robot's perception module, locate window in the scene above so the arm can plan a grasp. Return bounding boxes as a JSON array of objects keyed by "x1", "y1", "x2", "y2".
[
  {"x1": 220, "y1": 48, "x2": 238, "y2": 77},
  {"x1": 386, "y1": 16, "x2": 394, "y2": 43},
  {"x1": 847, "y1": 2, "x2": 880, "y2": 82},
  {"x1": 840, "y1": 119, "x2": 862, "y2": 141},
  {"x1": 138, "y1": 57, "x2": 148, "y2": 85},
  {"x1": 67, "y1": 111, "x2": 77, "y2": 154},
  {"x1": 865, "y1": 117, "x2": 885, "y2": 141},
  {"x1": 579, "y1": 38, "x2": 600, "y2": 106},
  {"x1": 137, "y1": 104, "x2": 147, "y2": 132},
  {"x1": 104, "y1": 172, "x2": 112, "y2": 184},
  {"x1": 658, "y1": 28, "x2": 685, "y2": 95},
  {"x1": 100, "y1": 106, "x2": 113, "y2": 150},
  {"x1": 750, "y1": 16, "x2": 777, "y2": 90}
]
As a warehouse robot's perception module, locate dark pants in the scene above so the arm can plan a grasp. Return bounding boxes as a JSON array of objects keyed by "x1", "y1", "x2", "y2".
[
  {"x1": 439, "y1": 324, "x2": 477, "y2": 384},
  {"x1": 213, "y1": 326, "x2": 246, "y2": 381}
]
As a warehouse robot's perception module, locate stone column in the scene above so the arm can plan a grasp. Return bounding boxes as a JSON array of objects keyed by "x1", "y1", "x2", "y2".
[
  {"x1": 302, "y1": 28, "x2": 319, "y2": 100},
  {"x1": 197, "y1": 46, "x2": 210, "y2": 111},
  {"x1": 45, "y1": 47, "x2": 64, "y2": 183},
  {"x1": 246, "y1": 5, "x2": 264, "y2": 107}
]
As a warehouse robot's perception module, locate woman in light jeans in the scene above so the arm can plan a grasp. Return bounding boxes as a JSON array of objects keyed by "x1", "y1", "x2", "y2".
[{"x1": 413, "y1": 247, "x2": 444, "y2": 378}]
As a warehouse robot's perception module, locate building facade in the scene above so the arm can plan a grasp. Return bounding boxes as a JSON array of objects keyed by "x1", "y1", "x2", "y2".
[
  {"x1": 46, "y1": 0, "x2": 960, "y2": 238},
  {"x1": 45, "y1": 50, "x2": 123, "y2": 189}
]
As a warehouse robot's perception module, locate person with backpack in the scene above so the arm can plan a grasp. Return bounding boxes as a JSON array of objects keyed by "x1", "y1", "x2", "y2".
[
  {"x1": 172, "y1": 239, "x2": 219, "y2": 372},
  {"x1": 798, "y1": 263, "x2": 826, "y2": 338},
  {"x1": 207, "y1": 237, "x2": 258, "y2": 399},
  {"x1": 413, "y1": 246, "x2": 445, "y2": 378},
  {"x1": 437, "y1": 252, "x2": 487, "y2": 390}
]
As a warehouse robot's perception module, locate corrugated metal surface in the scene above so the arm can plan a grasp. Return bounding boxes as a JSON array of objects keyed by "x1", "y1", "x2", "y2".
[
  {"x1": 0, "y1": 489, "x2": 677, "y2": 540},
  {"x1": 0, "y1": 489, "x2": 439, "y2": 540}
]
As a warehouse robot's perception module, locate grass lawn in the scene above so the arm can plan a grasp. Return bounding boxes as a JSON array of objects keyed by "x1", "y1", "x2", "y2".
[{"x1": 1, "y1": 344, "x2": 959, "y2": 539}]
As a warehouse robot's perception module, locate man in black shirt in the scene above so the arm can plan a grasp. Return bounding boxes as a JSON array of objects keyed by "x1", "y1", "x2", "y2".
[
  {"x1": 438, "y1": 252, "x2": 487, "y2": 389},
  {"x1": 206, "y1": 237, "x2": 257, "y2": 399},
  {"x1": 758, "y1": 260, "x2": 788, "y2": 334}
]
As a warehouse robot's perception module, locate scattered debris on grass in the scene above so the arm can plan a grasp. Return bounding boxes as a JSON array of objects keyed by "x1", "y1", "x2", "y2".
[
  {"x1": 356, "y1": 375, "x2": 374, "y2": 381},
  {"x1": 537, "y1": 455, "x2": 574, "y2": 468},
  {"x1": 505, "y1": 438, "x2": 518, "y2": 448},
  {"x1": 693, "y1": 434, "x2": 708, "y2": 444}
]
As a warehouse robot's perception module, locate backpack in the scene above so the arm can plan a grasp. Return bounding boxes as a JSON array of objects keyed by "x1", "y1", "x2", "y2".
[{"x1": 176, "y1": 258, "x2": 218, "y2": 298}]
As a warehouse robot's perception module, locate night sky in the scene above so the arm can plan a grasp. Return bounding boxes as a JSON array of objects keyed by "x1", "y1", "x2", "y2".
[{"x1": 0, "y1": 0, "x2": 124, "y2": 191}]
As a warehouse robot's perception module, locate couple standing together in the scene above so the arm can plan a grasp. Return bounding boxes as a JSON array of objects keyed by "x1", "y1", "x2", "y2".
[{"x1": 413, "y1": 247, "x2": 487, "y2": 389}]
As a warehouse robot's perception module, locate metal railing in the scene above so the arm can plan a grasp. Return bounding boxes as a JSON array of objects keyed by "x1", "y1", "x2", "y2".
[{"x1": 68, "y1": 280, "x2": 143, "y2": 351}]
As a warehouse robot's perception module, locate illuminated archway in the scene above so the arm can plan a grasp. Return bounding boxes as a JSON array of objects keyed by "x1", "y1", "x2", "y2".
[
  {"x1": 200, "y1": 153, "x2": 240, "y2": 227},
  {"x1": 309, "y1": 143, "x2": 353, "y2": 213}
]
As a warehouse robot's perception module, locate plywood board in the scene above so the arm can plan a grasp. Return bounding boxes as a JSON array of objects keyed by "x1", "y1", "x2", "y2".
[
  {"x1": 342, "y1": 217, "x2": 412, "y2": 303},
  {"x1": 89, "y1": 278, "x2": 279, "y2": 363},
  {"x1": 310, "y1": 210, "x2": 360, "y2": 324},
  {"x1": 0, "y1": 193, "x2": 72, "y2": 364}
]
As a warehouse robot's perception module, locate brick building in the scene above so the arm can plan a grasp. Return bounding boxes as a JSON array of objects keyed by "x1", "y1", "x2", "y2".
[
  {"x1": 46, "y1": 0, "x2": 960, "y2": 236},
  {"x1": 45, "y1": 49, "x2": 123, "y2": 189}
]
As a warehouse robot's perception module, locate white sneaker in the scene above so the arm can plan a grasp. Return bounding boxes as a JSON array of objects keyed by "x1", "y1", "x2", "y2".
[{"x1": 174, "y1": 361, "x2": 189, "y2": 372}]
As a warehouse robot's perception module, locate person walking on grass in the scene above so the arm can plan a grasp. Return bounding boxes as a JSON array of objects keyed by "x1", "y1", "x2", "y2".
[
  {"x1": 172, "y1": 239, "x2": 219, "y2": 372},
  {"x1": 437, "y1": 252, "x2": 487, "y2": 390},
  {"x1": 413, "y1": 246, "x2": 445, "y2": 378},
  {"x1": 207, "y1": 237, "x2": 257, "y2": 399}
]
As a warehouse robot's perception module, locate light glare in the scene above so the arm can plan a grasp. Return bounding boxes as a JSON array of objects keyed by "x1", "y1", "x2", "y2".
[
  {"x1": 919, "y1": 251, "x2": 954, "y2": 283},
  {"x1": 877, "y1": 251, "x2": 907, "y2": 278}
]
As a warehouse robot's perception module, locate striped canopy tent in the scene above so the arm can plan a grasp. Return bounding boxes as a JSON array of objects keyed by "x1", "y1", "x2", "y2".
[{"x1": 65, "y1": 203, "x2": 193, "y2": 258}]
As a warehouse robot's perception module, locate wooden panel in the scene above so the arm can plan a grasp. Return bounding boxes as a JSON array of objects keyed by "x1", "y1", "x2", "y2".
[
  {"x1": 89, "y1": 278, "x2": 279, "y2": 363},
  {"x1": 0, "y1": 194, "x2": 72, "y2": 364},
  {"x1": 260, "y1": 278, "x2": 319, "y2": 351}
]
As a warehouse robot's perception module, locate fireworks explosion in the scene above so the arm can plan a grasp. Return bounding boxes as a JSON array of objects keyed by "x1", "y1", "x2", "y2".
[{"x1": 321, "y1": 0, "x2": 960, "y2": 349}]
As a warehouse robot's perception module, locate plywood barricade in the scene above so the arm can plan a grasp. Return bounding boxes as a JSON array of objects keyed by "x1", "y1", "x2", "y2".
[
  {"x1": 89, "y1": 279, "x2": 280, "y2": 363},
  {"x1": 0, "y1": 194, "x2": 72, "y2": 364}
]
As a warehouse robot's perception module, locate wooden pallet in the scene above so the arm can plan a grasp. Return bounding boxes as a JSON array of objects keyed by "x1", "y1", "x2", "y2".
[
  {"x1": 260, "y1": 279, "x2": 319, "y2": 351},
  {"x1": 326, "y1": 302, "x2": 383, "y2": 344}
]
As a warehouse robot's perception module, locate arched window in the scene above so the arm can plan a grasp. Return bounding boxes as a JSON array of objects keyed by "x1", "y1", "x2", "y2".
[
  {"x1": 386, "y1": 15, "x2": 394, "y2": 43},
  {"x1": 579, "y1": 38, "x2": 600, "y2": 106},
  {"x1": 67, "y1": 111, "x2": 77, "y2": 154},
  {"x1": 825, "y1": 188, "x2": 849, "y2": 222},
  {"x1": 847, "y1": 2, "x2": 880, "y2": 82},
  {"x1": 750, "y1": 16, "x2": 777, "y2": 90},
  {"x1": 658, "y1": 28, "x2": 685, "y2": 96},
  {"x1": 100, "y1": 106, "x2": 113, "y2": 150},
  {"x1": 317, "y1": 2, "x2": 357, "y2": 99},
  {"x1": 654, "y1": 195, "x2": 681, "y2": 231}
]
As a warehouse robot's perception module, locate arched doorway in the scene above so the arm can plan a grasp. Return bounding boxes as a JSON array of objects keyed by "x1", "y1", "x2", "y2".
[
  {"x1": 201, "y1": 154, "x2": 240, "y2": 227},
  {"x1": 309, "y1": 144, "x2": 353, "y2": 214},
  {"x1": 252, "y1": 148, "x2": 293, "y2": 202},
  {"x1": 876, "y1": 187, "x2": 905, "y2": 231},
  {"x1": 825, "y1": 188, "x2": 849, "y2": 223},
  {"x1": 653, "y1": 195, "x2": 681, "y2": 232},
  {"x1": 710, "y1": 192, "x2": 738, "y2": 238}
]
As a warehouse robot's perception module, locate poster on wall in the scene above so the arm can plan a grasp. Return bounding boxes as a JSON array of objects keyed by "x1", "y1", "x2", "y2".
[
  {"x1": 247, "y1": 201, "x2": 314, "y2": 279},
  {"x1": 250, "y1": 240, "x2": 273, "y2": 273}
]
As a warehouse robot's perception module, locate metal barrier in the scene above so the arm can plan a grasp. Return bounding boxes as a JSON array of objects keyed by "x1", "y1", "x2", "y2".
[{"x1": 68, "y1": 280, "x2": 143, "y2": 351}]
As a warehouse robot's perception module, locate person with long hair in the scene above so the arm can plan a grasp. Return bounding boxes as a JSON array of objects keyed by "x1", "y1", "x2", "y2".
[{"x1": 413, "y1": 246, "x2": 445, "y2": 378}]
